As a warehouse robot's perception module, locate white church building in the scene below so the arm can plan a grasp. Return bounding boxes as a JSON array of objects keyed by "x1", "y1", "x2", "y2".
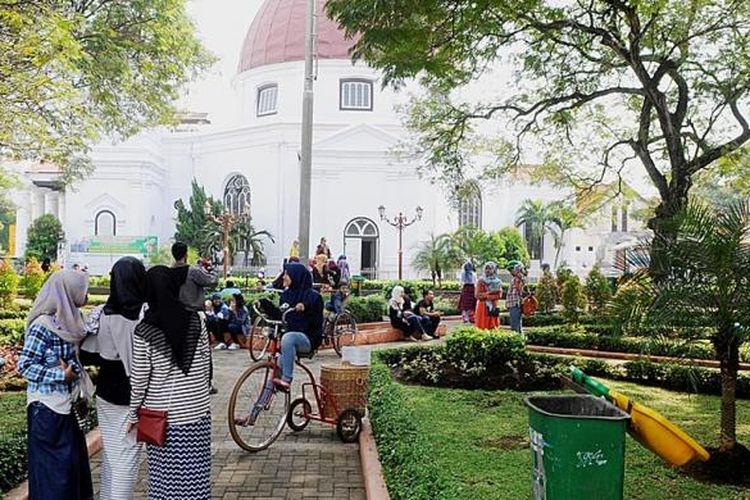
[{"x1": 10, "y1": 0, "x2": 647, "y2": 278}]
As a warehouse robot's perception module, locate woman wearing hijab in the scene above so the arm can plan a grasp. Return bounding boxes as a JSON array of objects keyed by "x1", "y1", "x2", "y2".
[
  {"x1": 337, "y1": 254, "x2": 351, "y2": 286},
  {"x1": 458, "y1": 261, "x2": 477, "y2": 323},
  {"x1": 311, "y1": 254, "x2": 328, "y2": 285},
  {"x1": 475, "y1": 262, "x2": 502, "y2": 330},
  {"x1": 388, "y1": 286, "x2": 431, "y2": 342},
  {"x1": 273, "y1": 262, "x2": 323, "y2": 390},
  {"x1": 81, "y1": 257, "x2": 146, "y2": 500},
  {"x1": 127, "y1": 266, "x2": 211, "y2": 499},
  {"x1": 18, "y1": 270, "x2": 93, "y2": 500}
]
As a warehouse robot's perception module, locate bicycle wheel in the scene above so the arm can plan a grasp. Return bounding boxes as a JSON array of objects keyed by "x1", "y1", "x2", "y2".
[
  {"x1": 332, "y1": 311, "x2": 358, "y2": 356},
  {"x1": 287, "y1": 397, "x2": 312, "y2": 432},
  {"x1": 227, "y1": 361, "x2": 290, "y2": 452},
  {"x1": 248, "y1": 315, "x2": 272, "y2": 362}
]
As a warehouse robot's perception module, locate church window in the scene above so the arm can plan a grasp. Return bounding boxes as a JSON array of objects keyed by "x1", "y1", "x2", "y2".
[
  {"x1": 458, "y1": 183, "x2": 482, "y2": 228},
  {"x1": 94, "y1": 210, "x2": 116, "y2": 236},
  {"x1": 340, "y1": 79, "x2": 373, "y2": 111},
  {"x1": 257, "y1": 84, "x2": 278, "y2": 116},
  {"x1": 223, "y1": 174, "x2": 251, "y2": 216}
]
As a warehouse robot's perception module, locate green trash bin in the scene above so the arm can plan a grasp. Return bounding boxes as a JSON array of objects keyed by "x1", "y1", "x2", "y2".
[
  {"x1": 350, "y1": 275, "x2": 365, "y2": 296},
  {"x1": 525, "y1": 395, "x2": 630, "y2": 500}
]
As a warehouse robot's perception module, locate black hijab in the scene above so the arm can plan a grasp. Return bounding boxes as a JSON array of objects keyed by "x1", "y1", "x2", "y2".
[
  {"x1": 104, "y1": 257, "x2": 146, "y2": 321},
  {"x1": 142, "y1": 265, "x2": 196, "y2": 374}
]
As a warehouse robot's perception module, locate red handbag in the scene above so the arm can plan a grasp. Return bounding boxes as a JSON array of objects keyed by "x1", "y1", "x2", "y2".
[{"x1": 136, "y1": 407, "x2": 168, "y2": 447}]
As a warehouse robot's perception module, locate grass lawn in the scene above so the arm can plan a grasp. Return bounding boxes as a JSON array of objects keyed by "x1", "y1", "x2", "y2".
[
  {"x1": 402, "y1": 379, "x2": 750, "y2": 499},
  {"x1": 0, "y1": 391, "x2": 29, "y2": 493}
]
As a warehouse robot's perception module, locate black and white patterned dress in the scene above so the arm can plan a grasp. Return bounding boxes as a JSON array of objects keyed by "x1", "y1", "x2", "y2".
[{"x1": 129, "y1": 314, "x2": 211, "y2": 500}]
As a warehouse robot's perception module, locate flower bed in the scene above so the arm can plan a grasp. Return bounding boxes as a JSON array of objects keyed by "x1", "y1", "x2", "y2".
[{"x1": 377, "y1": 327, "x2": 750, "y2": 398}]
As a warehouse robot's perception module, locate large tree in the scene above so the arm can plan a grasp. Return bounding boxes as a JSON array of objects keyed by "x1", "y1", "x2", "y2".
[
  {"x1": 0, "y1": 0, "x2": 213, "y2": 181},
  {"x1": 327, "y1": 0, "x2": 750, "y2": 269}
]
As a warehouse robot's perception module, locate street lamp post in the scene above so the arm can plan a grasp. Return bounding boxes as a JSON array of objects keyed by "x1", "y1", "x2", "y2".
[
  {"x1": 204, "y1": 202, "x2": 248, "y2": 280},
  {"x1": 378, "y1": 205, "x2": 424, "y2": 280}
]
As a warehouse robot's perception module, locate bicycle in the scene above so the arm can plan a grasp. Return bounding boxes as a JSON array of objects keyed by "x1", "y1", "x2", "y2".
[
  {"x1": 228, "y1": 308, "x2": 363, "y2": 453},
  {"x1": 321, "y1": 308, "x2": 358, "y2": 356},
  {"x1": 248, "y1": 299, "x2": 358, "y2": 360}
]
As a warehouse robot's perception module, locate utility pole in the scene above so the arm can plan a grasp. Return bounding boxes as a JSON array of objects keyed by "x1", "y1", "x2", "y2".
[{"x1": 298, "y1": 0, "x2": 315, "y2": 262}]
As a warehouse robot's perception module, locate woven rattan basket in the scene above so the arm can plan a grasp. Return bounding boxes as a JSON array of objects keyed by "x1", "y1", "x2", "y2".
[{"x1": 319, "y1": 362, "x2": 370, "y2": 420}]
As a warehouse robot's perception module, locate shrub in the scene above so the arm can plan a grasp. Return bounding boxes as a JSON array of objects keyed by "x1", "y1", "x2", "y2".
[
  {"x1": 585, "y1": 265, "x2": 612, "y2": 313},
  {"x1": 347, "y1": 295, "x2": 387, "y2": 323},
  {"x1": 368, "y1": 363, "x2": 456, "y2": 499},
  {"x1": 433, "y1": 296, "x2": 459, "y2": 316},
  {"x1": 25, "y1": 214, "x2": 65, "y2": 262},
  {"x1": 445, "y1": 326, "x2": 526, "y2": 375},
  {"x1": 19, "y1": 258, "x2": 46, "y2": 299},
  {"x1": 536, "y1": 270, "x2": 558, "y2": 313},
  {"x1": 556, "y1": 266, "x2": 574, "y2": 293},
  {"x1": 0, "y1": 320, "x2": 26, "y2": 347},
  {"x1": 0, "y1": 260, "x2": 19, "y2": 309},
  {"x1": 526, "y1": 326, "x2": 717, "y2": 360},
  {"x1": 561, "y1": 275, "x2": 586, "y2": 324},
  {"x1": 0, "y1": 392, "x2": 27, "y2": 493}
]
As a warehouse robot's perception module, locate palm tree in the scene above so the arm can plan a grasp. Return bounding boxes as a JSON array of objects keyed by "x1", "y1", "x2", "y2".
[
  {"x1": 621, "y1": 200, "x2": 750, "y2": 454},
  {"x1": 200, "y1": 215, "x2": 274, "y2": 267},
  {"x1": 548, "y1": 202, "x2": 581, "y2": 269},
  {"x1": 412, "y1": 232, "x2": 455, "y2": 287},
  {"x1": 232, "y1": 219, "x2": 274, "y2": 266},
  {"x1": 515, "y1": 199, "x2": 553, "y2": 262}
]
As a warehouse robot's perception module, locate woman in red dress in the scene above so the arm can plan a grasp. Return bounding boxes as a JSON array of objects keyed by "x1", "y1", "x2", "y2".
[{"x1": 474, "y1": 262, "x2": 502, "y2": 330}]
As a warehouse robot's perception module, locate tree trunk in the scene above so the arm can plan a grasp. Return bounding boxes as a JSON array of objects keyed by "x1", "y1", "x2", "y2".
[
  {"x1": 648, "y1": 177, "x2": 691, "y2": 279},
  {"x1": 717, "y1": 332, "x2": 740, "y2": 452}
]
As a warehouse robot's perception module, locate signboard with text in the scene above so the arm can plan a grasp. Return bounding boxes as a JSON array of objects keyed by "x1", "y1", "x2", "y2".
[{"x1": 70, "y1": 236, "x2": 158, "y2": 255}]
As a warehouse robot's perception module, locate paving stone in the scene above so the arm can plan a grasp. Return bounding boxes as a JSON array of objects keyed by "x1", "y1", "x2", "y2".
[{"x1": 90, "y1": 349, "x2": 366, "y2": 499}]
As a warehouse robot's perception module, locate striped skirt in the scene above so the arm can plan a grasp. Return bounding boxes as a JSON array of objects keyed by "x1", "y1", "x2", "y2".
[
  {"x1": 97, "y1": 398, "x2": 142, "y2": 500},
  {"x1": 146, "y1": 415, "x2": 211, "y2": 500}
]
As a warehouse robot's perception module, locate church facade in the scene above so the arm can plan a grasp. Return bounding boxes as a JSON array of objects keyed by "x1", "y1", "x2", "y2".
[{"x1": 10, "y1": 0, "x2": 647, "y2": 278}]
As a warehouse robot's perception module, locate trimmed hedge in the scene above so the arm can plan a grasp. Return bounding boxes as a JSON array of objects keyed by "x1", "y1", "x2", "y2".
[
  {"x1": 526, "y1": 326, "x2": 719, "y2": 361},
  {"x1": 368, "y1": 362, "x2": 457, "y2": 499},
  {"x1": 347, "y1": 295, "x2": 387, "y2": 323},
  {"x1": 445, "y1": 326, "x2": 525, "y2": 371},
  {"x1": 0, "y1": 310, "x2": 27, "y2": 320},
  {"x1": 0, "y1": 392, "x2": 28, "y2": 493}
]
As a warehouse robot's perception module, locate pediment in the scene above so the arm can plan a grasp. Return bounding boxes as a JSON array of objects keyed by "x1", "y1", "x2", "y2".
[{"x1": 314, "y1": 124, "x2": 399, "y2": 152}]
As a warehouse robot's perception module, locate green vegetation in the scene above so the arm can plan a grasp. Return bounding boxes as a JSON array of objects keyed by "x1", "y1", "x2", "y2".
[
  {"x1": 25, "y1": 215, "x2": 64, "y2": 262},
  {"x1": 0, "y1": 392, "x2": 28, "y2": 493},
  {"x1": 0, "y1": 260, "x2": 19, "y2": 309},
  {"x1": 19, "y1": 258, "x2": 46, "y2": 299},
  {"x1": 561, "y1": 275, "x2": 586, "y2": 325},
  {"x1": 385, "y1": 379, "x2": 750, "y2": 499},
  {"x1": 0, "y1": 0, "x2": 212, "y2": 181}
]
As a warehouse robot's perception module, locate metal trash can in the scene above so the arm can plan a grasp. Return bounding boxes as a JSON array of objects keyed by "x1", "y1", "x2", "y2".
[{"x1": 525, "y1": 395, "x2": 630, "y2": 500}]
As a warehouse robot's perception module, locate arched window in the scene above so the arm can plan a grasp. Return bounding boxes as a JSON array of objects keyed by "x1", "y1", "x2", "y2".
[
  {"x1": 343, "y1": 217, "x2": 379, "y2": 279},
  {"x1": 95, "y1": 210, "x2": 116, "y2": 236},
  {"x1": 345, "y1": 217, "x2": 379, "y2": 238},
  {"x1": 458, "y1": 183, "x2": 482, "y2": 228},
  {"x1": 223, "y1": 174, "x2": 251, "y2": 216}
]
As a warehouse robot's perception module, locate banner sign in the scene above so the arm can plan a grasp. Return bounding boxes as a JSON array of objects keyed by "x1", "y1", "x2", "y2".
[{"x1": 70, "y1": 236, "x2": 158, "y2": 255}]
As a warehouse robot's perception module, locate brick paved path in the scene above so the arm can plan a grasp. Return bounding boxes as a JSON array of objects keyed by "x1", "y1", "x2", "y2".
[{"x1": 91, "y1": 348, "x2": 366, "y2": 499}]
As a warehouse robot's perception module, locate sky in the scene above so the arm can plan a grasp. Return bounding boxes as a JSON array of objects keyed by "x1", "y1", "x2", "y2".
[{"x1": 182, "y1": 0, "x2": 266, "y2": 126}]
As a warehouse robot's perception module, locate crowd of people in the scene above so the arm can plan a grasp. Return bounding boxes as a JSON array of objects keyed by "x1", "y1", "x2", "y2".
[
  {"x1": 15, "y1": 232, "x2": 534, "y2": 500},
  {"x1": 16, "y1": 238, "x2": 340, "y2": 500},
  {"x1": 458, "y1": 259, "x2": 532, "y2": 334}
]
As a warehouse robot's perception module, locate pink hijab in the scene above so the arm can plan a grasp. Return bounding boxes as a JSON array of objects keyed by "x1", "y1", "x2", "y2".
[{"x1": 27, "y1": 270, "x2": 89, "y2": 344}]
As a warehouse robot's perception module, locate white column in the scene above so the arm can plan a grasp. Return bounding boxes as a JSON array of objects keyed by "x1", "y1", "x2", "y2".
[
  {"x1": 14, "y1": 192, "x2": 31, "y2": 257},
  {"x1": 29, "y1": 188, "x2": 45, "y2": 222},
  {"x1": 57, "y1": 192, "x2": 66, "y2": 227},
  {"x1": 44, "y1": 191, "x2": 59, "y2": 218}
]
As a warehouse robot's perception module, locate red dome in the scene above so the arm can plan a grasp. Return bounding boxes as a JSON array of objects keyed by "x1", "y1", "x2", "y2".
[{"x1": 238, "y1": 0, "x2": 357, "y2": 73}]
